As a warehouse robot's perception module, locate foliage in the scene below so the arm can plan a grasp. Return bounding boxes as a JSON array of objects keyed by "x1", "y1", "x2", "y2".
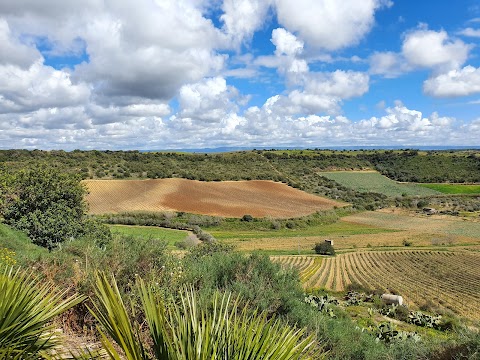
[
  {"x1": 81, "y1": 218, "x2": 112, "y2": 248},
  {"x1": 99, "y1": 211, "x2": 217, "y2": 243},
  {"x1": 314, "y1": 242, "x2": 335, "y2": 256},
  {"x1": 0, "y1": 266, "x2": 84, "y2": 359},
  {"x1": 362, "y1": 150, "x2": 480, "y2": 183},
  {"x1": 89, "y1": 272, "x2": 316, "y2": 360},
  {"x1": 367, "y1": 322, "x2": 421, "y2": 344},
  {"x1": 0, "y1": 248, "x2": 16, "y2": 266},
  {"x1": 241, "y1": 214, "x2": 254, "y2": 222},
  {"x1": 343, "y1": 291, "x2": 374, "y2": 306},
  {"x1": 304, "y1": 294, "x2": 338, "y2": 317},
  {"x1": 2, "y1": 167, "x2": 89, "y2": 249},
  {"x1": 183, "y1": 251, "x2": 303, "y2": 317},
  {"x1": 320, "y1": 171, "x2": 440, "y2": 197},
  {"x1": 185, "y1": 241, "x2": 234, "y2": 260}
]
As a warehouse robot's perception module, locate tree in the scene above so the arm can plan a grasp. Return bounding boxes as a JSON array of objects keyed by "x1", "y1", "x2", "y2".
[
  {"x1": 314, "y1": 242, "x2": 335, "y2": 256},
  {"x1": 2, "y1": 167, "x2": 90, "y2": 249}
]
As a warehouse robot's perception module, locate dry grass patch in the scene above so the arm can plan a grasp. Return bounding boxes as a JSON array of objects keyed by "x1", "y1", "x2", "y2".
[
  {"x1": 84, "y1": 179, "x2": 343, "y2": 218},
  {"x1": 343, "y1": 209, "x2": 480, "y2": 239}
]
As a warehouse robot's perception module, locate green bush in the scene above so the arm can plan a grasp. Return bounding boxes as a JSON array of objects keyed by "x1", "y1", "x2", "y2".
[
  {"x1": 314, "y1": 242, "x2": 335, "y2": 256},
  {"x1": 241, "y1": 214, "x2": 254, "y2": 222}
]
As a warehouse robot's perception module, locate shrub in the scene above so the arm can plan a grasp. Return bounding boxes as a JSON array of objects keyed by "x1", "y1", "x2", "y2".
[{"x1": 241, "y1": 214, "x2": 254, "y2": 222}]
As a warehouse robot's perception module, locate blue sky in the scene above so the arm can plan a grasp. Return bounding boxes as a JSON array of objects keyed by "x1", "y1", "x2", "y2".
[{"x1": 1, "y1": 0, "x2": 480, "y2": 149}]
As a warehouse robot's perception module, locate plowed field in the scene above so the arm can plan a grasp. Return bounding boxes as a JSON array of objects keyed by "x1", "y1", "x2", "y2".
[{"x1": 84, "y1": 179, "x2": 343, "y2": 218}]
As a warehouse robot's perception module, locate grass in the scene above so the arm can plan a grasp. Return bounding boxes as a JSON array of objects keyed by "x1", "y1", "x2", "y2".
[
  {"x1": 208, "y1": 220, "x2": 394, "y2": 241},
  {"x1": 320, "y1": 171, "x2": 441, "y2": 197},
  {"x1": 0, "y1": 223, "x2": 48, "y2": 265},
  {"x1": 418, "y1": 183, "x2": 480, "y2": 194},
  {"x1": 108, "y1": 225, "x2": 189, "y2": 249}
]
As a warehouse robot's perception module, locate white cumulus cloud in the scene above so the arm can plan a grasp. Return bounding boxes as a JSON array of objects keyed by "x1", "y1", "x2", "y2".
[
  {"x1": 423, "y1": 65, "x2": 480, "y2": 97},
  {"x1": 402, "y1": 28, "x2": 471, "y2": 71},
  {"x1": 274, "y1": 0, "x2": 391, "y2": 50}
]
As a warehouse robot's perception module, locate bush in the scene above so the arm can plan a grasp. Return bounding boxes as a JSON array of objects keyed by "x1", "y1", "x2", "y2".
[
  {"x1": 314, "y1": 242, "x2": 335, "y2": 256},
  {"x1": 241, "y1": 214, "x2": 254, "y2": 222}
]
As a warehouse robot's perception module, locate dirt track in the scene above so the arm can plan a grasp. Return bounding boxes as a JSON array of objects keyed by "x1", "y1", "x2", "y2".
[{"x1": 84, "y1": 178, "x2": 343, "y2": 218}]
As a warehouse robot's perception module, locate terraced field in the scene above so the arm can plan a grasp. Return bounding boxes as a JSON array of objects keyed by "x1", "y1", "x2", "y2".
[
  {"x1": 272, "y1": 251, "x2": 480, "y2": 320},
  {"x1": 320, "y1": 171, "x2": 441, "y2": 197},
  {"x1": 84, "y1": 178, "x2": 343, "y2": 218}
]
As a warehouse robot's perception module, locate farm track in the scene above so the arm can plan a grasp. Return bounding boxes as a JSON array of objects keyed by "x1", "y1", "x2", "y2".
[{"x1": 271, "y1": 250, "x2": 480, "y2": 320}]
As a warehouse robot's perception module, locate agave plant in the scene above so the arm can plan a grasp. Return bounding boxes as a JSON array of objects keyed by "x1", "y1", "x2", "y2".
[
  {"x1": 89, "y1": 272, "x2": 317, "y2": 360},
  {"x1": 0, "y1": 266, "x2": 85, "y2": 359}
]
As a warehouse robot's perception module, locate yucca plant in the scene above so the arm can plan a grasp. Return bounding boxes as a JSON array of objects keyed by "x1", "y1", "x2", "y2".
[
  {"x1": 89, "y1": 272, "x2": 317, "y2": 360},
  {"x1": 0, "y1": 266, "x2": 85, "y2": 359}
]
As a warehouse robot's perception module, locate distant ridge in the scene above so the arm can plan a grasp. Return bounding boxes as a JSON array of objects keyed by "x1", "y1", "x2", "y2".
[{"x1": 140, "y1": 145, "x2": 480, "y2": 153}]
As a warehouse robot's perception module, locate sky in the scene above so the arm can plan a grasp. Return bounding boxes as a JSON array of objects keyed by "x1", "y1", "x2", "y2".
[{"x1": 1, "y1": 0, "x2": 480, "y2": 150}]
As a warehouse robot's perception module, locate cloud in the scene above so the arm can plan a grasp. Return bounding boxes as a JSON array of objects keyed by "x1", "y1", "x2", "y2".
[
  {"x1": 1, "y1": 99, "x2": 477, "y2": 149},
  {"x1": 271, "y1": 28, "x2": 304, "y2": 56},
  {"x1": 0, "y1": 19, "x2": 41, "y2": 68},
  {"x1": 177, "y1": 77, "x2": 240, "y2": 123},
  {"x1": 1, "y1": 0, "x2": 479, "y2": 149},
  {"x1": 458, "y1": 27, "x2": 480, "y2": 38},
  {"x1": 221, "y1": 0, "x2": 273, "y2": 48},
  {"x1": 2, "y1": 0, "x2": 227, "y2": 104},
  {"x1": 423, "y1": 65, "x2": 480, "y2": 97},
  {"x1": 0, "y1": 60, "x2": 90, "y2": 114},
  {"x1": 370, "y1": 27, "x2": 472, "y2": 78},
  {"x1": 369, "y1": 51, "x2": 412, "y2": 78},
  {"x1": 402, "y1": 28, "x2": 471, "y2": 71},
  {"x1": 274, "y1": 0, "x2": 391, "y2": 50}
]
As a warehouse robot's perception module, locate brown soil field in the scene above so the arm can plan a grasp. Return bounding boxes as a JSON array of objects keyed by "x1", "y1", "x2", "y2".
[{"x1": 84, "y1": 179, "x2": 343, "y2": 218}]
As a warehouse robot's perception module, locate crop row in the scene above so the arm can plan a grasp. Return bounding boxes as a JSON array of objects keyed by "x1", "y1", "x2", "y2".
[{"x1": 272, "y1": 251, "x2": 480, "y2": 320}]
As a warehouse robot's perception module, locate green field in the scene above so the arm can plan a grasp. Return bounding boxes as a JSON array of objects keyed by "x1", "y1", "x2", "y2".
[
  {"x1": 418, "y1": 183, "x2": 480, "y2": 194},
  {"x1": 109, "y1": 225, "x2": 189, "y2": 248},
  {"x1": 209, "y1": 220, "x2": 395, "y2": 241},
  {"x1": 320, "y1": 171, "x2": 441, "y2": 197}
]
